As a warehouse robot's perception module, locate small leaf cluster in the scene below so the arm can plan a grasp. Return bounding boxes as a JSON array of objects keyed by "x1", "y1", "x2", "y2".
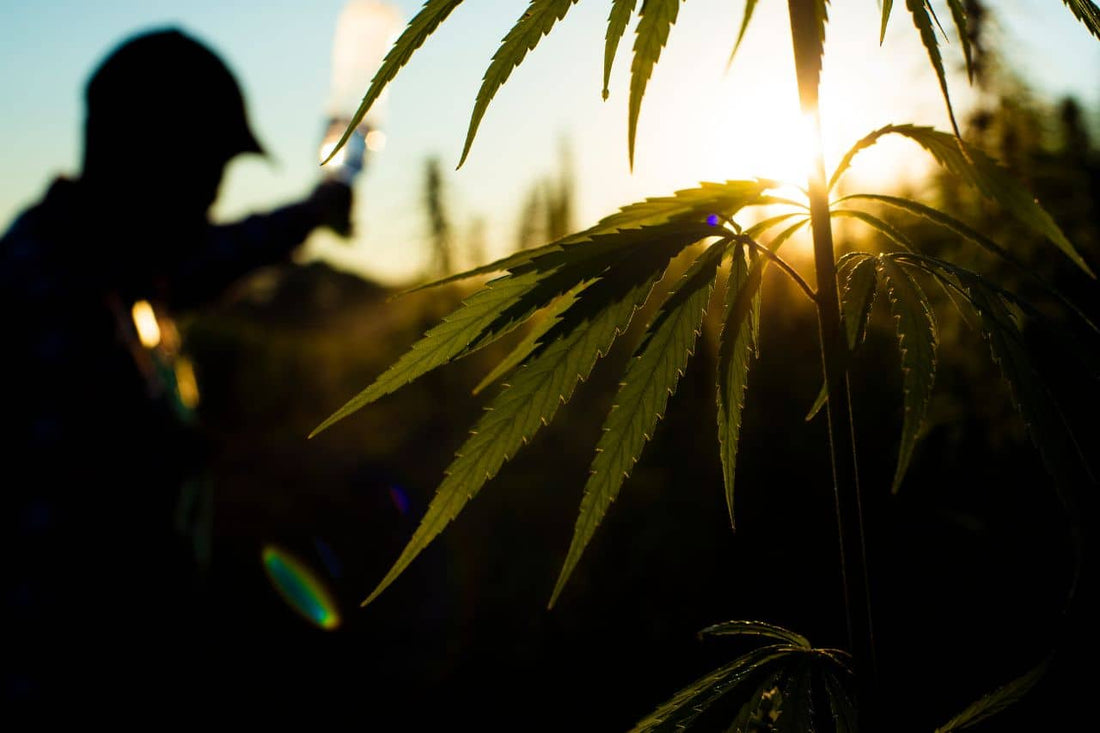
[{"x1": 632, "y1": 620, "x2": 856, "y2": 733}]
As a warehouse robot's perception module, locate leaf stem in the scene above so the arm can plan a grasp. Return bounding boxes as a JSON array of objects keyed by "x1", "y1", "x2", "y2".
[
  {"x1": 787, "y1": 0, "x2": 878, "y2": 722},
  {"x1": 738, "y1": 235, "x2": 817, "y2": 303}
]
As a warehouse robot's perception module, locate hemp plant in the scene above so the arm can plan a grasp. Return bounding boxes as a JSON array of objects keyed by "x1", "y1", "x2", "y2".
[{"x1": 314, "y1": 1, "x2": 1100, "y2": 729}]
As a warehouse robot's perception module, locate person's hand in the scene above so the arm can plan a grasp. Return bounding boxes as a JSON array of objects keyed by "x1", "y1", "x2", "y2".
[{"x1": 309, "y1": 180, "x2": 353, "y2": 238}]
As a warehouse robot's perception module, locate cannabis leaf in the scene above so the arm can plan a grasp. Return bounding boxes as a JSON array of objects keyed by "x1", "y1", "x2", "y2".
[
  {"x1": 629, "y1": 0, "x2": 681, "y2": 168},
  {"x1": 717, "y1": 243, "x2": 764, "y2": 529},
  {"x1": 880, "y1": 0, "x2": 894, "y2": 44},
  {"x1": 310, "y1": 270, "x2": 546, "y2": 437},
  {"x1": 603, "y1": 0, "x2": 639, "y2": 99},
  {"x1": 805, "y1": 253, "x2": 877, "y2": 422},
  {"x1": 633, "y1": 620, "x2": 852, "y2": 732},
  {"x1": 946, "y1": 0, "x2": 974, "y2": 81},
  {"x1": 460, "y1": 0, "x2": 580, "y2": 167},
  {"x1": 877, "y1": 256, "x2": 938, "y2": 493},
  {"x1": 324, "y1": 0, "x2": 464, "y2": 164},
  {"x1": 550, "y1": 239, "x2": 728, "y2": 606},
  {"x1": 362, "y1": 231, "x2": 697, "y2": 607},
  {"x1": 698, "y1": 619, "x2": 812, "y2": 648},
  {"x1": 472, "y1": 282, "x2": 587, "y2": 395},
  {"x1": 831, "y1": 124, "x2": 1094, "y2": 276},
  {"x1": 906, "y1": 0, "x2": 960, "y2": 135},
  {"x1": 1062, "y1": 0, "x2": 1100, "y2": 40},
  {"x1": 788, "y1": 0, "x2": 830, "y2": 113},
  {"x1": 631, "y1": 645, "x2": 794, "y2": 731}
]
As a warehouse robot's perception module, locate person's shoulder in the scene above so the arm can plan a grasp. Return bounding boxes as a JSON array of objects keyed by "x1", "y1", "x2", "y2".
[{"x1": 1, "y1": 177, "x2": 78, "y2": 289}]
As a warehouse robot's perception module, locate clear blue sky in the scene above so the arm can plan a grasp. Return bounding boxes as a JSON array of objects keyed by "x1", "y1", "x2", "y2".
[{"x1": 2, "y1": 1, "x2": 1097, "y2": 284}]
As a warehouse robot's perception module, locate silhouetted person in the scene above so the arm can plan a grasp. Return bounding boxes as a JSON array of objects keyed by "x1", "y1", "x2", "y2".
[{"x1": 1, "y1": 28, "x2": 353, "y2": 703}]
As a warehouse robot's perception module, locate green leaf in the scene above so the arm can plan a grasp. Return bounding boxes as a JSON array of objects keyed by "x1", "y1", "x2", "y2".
[
  {"x1": 717, "y1": 244, "x2": 764, "y2": 529},
  {"x1": 934, "y1": 657, "x2": 1050, "y2": 732},
  {"x1": 880, "y1": 0, "x2": 893, "y2": 44},
  {"x1": 830, "y1": 208, "x2": 915, "y2": 252},
  {"x1": 910, "y1": 257, "x2": 1094, "y2": 499},
  {"x1": 730, "y1": 667, "x2": 788, "y2": 733},
  {"x1": 603, "y1": 0, "x2": 639, "y2": 100},
  {"x1": 840, "y1": 255, "x2": 879, "y2": 350},
  {"x1": 403, "y1": 179, "x2": 770, "y2": 293},
  {"x1": 728, "y1": 0, "x2": 759, "y2": 67},
  {"x1": 831, "y1": 125, "x2": 1093, "y2": 276},
  {"x1": 324, "y1": 0, "x2": 464, "y2": 165},
  {"x1": 310, "y1": 269, "x2": 546, "y2": 437},
  {"x1": 774, "y1": 660, "x2": 814, "y2": 733},
  {"x1": 744, "y1": 212, "x2": 808, "y2": 240},
  {"x1": 629, "y1": 0, "x2": 681, "y2": 168},
  {"x1": 877, "y1": 256, "x2": 938, "y2": 493},
  {"x1": 579, "y1": 180, "x2": 771, "y2": 239},
  {"x1": 946, "y1": 0, "x2": 973, "y2": 81},
  {"x1": 820, "y1": 667, "x2": 858, "y2": 733},
  {"x1": 1062, "y1": 0, "x2": 1100, "y2": 40},
  {"x1": 459, "y1": 0, "x2": 580, "y2": 167},
  {"x1": 472, "y1": 282, "x2": 589, "y2": 395},
  {"x1": 549, "y1": 240, "x2": 727, "y2": 607},
  {"x1": 805, "y1": 253, "x2": 877, "y2": 422},
  {"x1": 631, "y1": 646, "x2": 797, "y2": 732},
  {"x1": 698, "y1": 620, "x2": 812, "y2": 648},
  {"x1": 906, "y1": 0, "x2": 960, "y2": 135},
  {"x1": 362, "y1": 227, "x2": 697, "y2": 606},
  {"x1": 787, "y1": 0, "x2": 829, "y2": 113},
  {"x1": 839, "y1": 193, "x2": 1100, "y2": 335}
]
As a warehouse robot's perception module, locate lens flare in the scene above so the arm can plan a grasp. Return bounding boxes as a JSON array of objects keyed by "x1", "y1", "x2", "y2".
[
  {"x1": 261, "y1": 545, "x2": 341, "y2": 630},
  {"x1": 131, "y1": 300, "x2": 161, "y2": 349}
]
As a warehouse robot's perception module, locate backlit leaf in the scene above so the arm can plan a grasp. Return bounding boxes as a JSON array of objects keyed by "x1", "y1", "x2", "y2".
[
  {"x1": 604, "y1": 0, "x2": 639, "y2": 99},
  {"x1": 880, "y1": 0, "x2": 893, "y2": 43},
  {"x1": 906, "y1": 0, "x2": 960, "y2": 135},
  {"x1": 311, "y1": 270, "x2": 546, "y2": 437},
  {"x1": 580, "y1": 180, "x2": 771, "y2": 238},
  {"x1": 629, "y1": 0, "x2": 681, "y2": 168},
  {"x1": 362, "y1": 227, "x2": 698, "y2": 606},
  {"x1": 698, "y1": 619, "x2": 812, "y2": 648},
  {"x1": 915, "y1": 258, "x2": 1094, "y2": 500},
  {"x1": 631, "y1": 646, "x2": 797, "y2": 731},
  {"x1": 831, "y1": 125, "x2": 1092, "y2": 276},
  {"x1": 821, "y1": 667, "x2": 858, "y2": 733},
  {"x1": 840, "y1": 255, "x2": 879, "y2": 350},
  {"x1": 877, "y1": 256, "x2": 938, "y2": 493},
  {"x1": 946, "y1": 0, "x2": 973, "y2": 81},
  {"x1": 403, "y1": 180, "x2": 769, "y2": 293},
  {"x1": 717, "y1": 244, "x2": 764, "y2": 529},
  {"x1": 460, "y1": 0, "x2": 580, "y2": 167},
  {"x1": 731, "y1": 667, "x2": 788, "y2": 732},
  {"x1": 324, "y1": 0, "x2": 464, "y2": 164},
  {"x1": 805, "y1": 253, "x2": 877, "y2": 422},
  {"x1": 934, "y1": 657, "x2": 1050, "y2": 732},
  {"x1": 472, "y1": 282, "x2": 588, "y2": 395},
  {"x1": 787, "y1": 0, "x2": 829, "y2": 113},
  {"x1": 836, "y1": 193, "x2": 1100, "y2": 334},
  {"x1": 1062, "y1": 0, "x2": 1100, "y2": 40},
  {"x1": 549, "y1": 240, "x2": 728, "y2": 606},
  {"x1": 728, "y1": 0, "x2": 759, "y2": 67},
  {"x1": 775, "y1": 659, "x2": 814, "y2": 733}
]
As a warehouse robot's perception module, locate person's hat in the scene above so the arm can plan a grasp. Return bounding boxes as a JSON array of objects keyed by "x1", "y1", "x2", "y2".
[{"x1": 85, "y1": 28, "x2": 265, "y2": 162}]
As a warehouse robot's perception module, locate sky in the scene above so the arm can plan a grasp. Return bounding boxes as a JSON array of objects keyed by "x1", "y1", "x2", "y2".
[{"x1": 1, "y1": 0, "x2": 1098, "y2": 285}]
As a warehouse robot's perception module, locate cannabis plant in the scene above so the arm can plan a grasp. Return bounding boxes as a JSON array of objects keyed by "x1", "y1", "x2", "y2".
[{"x1": 314, "y1": 1, "x2": 1100, "y2": 729}]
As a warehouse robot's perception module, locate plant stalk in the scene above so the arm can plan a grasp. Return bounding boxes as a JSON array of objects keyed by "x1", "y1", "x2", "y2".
[{"x1": 787, "y1": 0, "x2": 878, "y2": 721}]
